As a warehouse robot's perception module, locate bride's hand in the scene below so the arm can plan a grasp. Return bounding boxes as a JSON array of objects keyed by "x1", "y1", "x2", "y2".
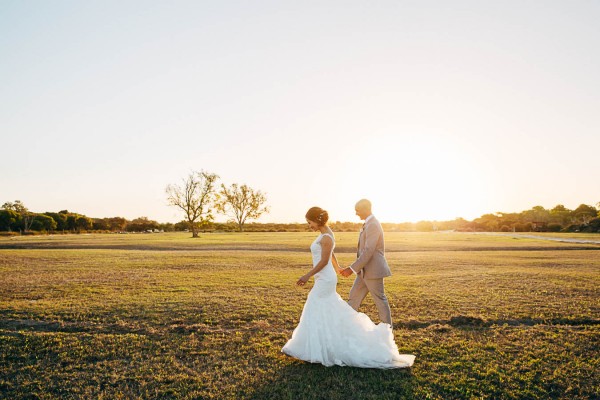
[{"x1": 296, "y1": 275, "x2": 309, "y2": 286}]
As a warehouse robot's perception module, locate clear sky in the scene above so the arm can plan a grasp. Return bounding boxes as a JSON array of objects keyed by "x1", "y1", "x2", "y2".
[{"x1": 1, "y1": 1, "x2": 599, "y2": 223}]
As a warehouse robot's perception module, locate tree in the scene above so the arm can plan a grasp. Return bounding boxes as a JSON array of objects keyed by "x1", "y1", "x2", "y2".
[
  {"x1": 572, "y1": 204, "x2": 597, "y2": 225},
  {"x1": 166, "y1": 171, "x2": 219, "y2": 237},
  {"x1": 31, "y1": 214, "x2": 57, "y2": 231},
  {"x1": 0, "y1": 209, "x2": 19, "y2": 231},
  {"x1": 44, "y1": 212, "x2": 68, "y2": 231},
  {"x1": 549, "y1": 204, "x2": 572, "y2": 226},
  {"x1": 174, "y1": 220, "x2": 190, "y2": 231},
  {"x1": 216, "y1": 183, "x2": 269, "y2": 232},
  {"x1": 92, "y1": 218, "x2": 110, "y2": 231},
  {"x1": 415, "y1": 220, "x2": 434, "y2": 232},
  {"x1": 60, "y1": 212, "x2": 93, "y2": 232},
  {"x1": 127, "y1": 217, "x2": 159, "y2": 232},
  {"x1": 2, "y1": 200, "x2": 27, "y2": 214},
  {"x1": 106, "y1": 217, "x2": 128, "y2": 232},
  {"x1": 76, "y1": 215, "x2": 93, "y2": 231},
  {"x1": 473, "y1": 213, "x2": 501, "y2": 231},
  {"x1": 92, "y1": 217, "x2": 128, "y2": 232},
  {"x1": 521, "y1": 206, "x2": 549, "y2": 223},
  {"x1": 159, "y1": 222, "x2": 175, "y2": 232},
  {"x1": 2, "y1": 200, "x2": 35, "y2": 232}
]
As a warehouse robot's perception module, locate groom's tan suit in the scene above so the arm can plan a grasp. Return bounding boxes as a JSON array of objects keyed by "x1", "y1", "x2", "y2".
[{"x1": 348, "y1": 215, "x2": 393, "y2": 326}]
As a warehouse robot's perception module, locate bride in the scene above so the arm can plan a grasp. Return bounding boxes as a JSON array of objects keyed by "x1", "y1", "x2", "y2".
[{"x1": 282, "y1": 207, "x2": 415, "y2": 368}]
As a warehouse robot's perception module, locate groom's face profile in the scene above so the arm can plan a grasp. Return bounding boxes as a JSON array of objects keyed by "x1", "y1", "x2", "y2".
[
  {"x1": 355, "y1": 199, "x2": 372, "y2": 220},
  {"x1": 355, "y1": 206, "x2": 369, "y2": 220}
]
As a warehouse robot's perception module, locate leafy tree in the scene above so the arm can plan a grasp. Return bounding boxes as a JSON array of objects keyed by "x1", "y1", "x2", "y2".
[
  {"x1": 521, "y1": 206, "x2": 549, "y2": 231},
  {"x1": 473, "y1": 213, "x2": 501, "y2": 231},
  {"x1": 549, "y1": 204, "x2": 572, "y2": 226},
  {"x1": 92, "y1": 217, "x2": 130, "y2": 232},
  {"x1": 572, "y1": 204, "x2": 597, "y2": 224},
  {"x1": 547, "y1": 223, "x2": 562, "y2": 232},
  {"x1": 159, "y1": 222, "x2": 174, "y2": 232},
  {"x1": 44, "y1": 212, "x2": 68, "y2": 231},
  {"x1": 217, "y1": 183, "x2": 269, "y2": 232},
  {"x1": 2, "y1": 200, "x2": 27, "y2": 214},
  {"x1": 513, "y1": 223, "x2": 529, "y2": 232},
  {"x1": 31, "y1": 214, "x2": 57, "y2": 231},
  {"x1": 61, "y1": 212, "x2": 93, "y2": 232},
  {"x1": 586, "y1": 218, "x2": 600, "y2": 233},
  {"x1": 66, "y1": 214, "x2": 78, "y2": 231},
  {"x1": 2, "y1": 200, "x2": 35, "y2": 232},
  {"x1": 106, "y1": 217, "x2": 128, "y2": 232},
  {"x1": 92, "y1": 218, "x2": 110, "y2": 231},
  {"x1": 127, "y1": 217, "x2": 160, "y2": 232},
  {"x1": 174, "y1": 220, "x2": 190, "y2": 231},
  {"x1": 166, "y1": 171, "x2": 219, "y2": 238},
  {"x1": 0, "y1": 209, "x2": 19, "y2": 231},
  {"x1": 76, "y1": 215, "x2": 93, "y2": 231},
  {"x1": 415, "y1": 221, "x2": 434, "y2": 232}
]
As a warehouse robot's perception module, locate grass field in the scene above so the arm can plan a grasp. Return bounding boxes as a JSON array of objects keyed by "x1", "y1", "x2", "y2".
[{"x1": 1, "y1": 232, "x2": 599, "y2": 399}]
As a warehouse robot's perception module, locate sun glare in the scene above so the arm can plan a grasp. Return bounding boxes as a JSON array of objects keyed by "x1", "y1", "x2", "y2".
[{"x1": 338, "y1": 134, "x2": 489, "y2": 222}]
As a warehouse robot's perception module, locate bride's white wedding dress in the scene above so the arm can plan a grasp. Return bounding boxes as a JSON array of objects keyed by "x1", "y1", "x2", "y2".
[{"x1": 282, "y1": 233, "x2": 415, "y2": 368}]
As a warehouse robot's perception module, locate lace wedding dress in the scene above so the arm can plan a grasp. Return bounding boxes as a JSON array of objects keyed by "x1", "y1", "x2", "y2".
[{"x1": 282, "y1": 233, "x2": 415, "y2": 368}]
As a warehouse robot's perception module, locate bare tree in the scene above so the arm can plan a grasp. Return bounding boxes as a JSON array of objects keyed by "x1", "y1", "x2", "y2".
[
  {"x1": 166, "y1": 171, "x2": 219, "y2": 237},
  {"x1": 217, "y1": 183, "x2": 269, "y2": 232},
  {"x1": 2, "y1": 200, "x2": 27, "y2": 214}
]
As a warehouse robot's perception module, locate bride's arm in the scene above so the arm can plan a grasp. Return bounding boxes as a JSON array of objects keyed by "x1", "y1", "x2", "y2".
[
  {"x1": 331, "y1": 252, "x2": 343, "y2": 273},
  {"x1": 296, "y1": 236, "x2": 334, "y2": 285}
]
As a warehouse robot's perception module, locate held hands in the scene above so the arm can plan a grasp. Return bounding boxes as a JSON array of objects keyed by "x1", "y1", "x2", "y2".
[{"x1": 340, "y1": 267, "x2": 354, "y2": 277}]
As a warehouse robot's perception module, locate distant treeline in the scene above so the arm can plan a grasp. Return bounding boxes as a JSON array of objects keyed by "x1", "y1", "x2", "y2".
[{"x1": 1, "y1": 200, "x2": 599, "y2": 235}]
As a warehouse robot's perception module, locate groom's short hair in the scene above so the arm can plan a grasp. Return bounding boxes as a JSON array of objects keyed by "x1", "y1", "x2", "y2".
[{"x1": 356, "y1": 199, "x2": 372, "y2": 211}]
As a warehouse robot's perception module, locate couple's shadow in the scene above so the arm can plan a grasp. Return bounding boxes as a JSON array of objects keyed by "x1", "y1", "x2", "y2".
[{"x1": 246, "y1": 359, "x2": 416, "y2": 400}]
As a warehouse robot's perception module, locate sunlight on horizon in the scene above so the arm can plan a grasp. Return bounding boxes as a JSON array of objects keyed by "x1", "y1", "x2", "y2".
[{"x1": 325, "y1": 133, "x2": 490, "y2": 223}]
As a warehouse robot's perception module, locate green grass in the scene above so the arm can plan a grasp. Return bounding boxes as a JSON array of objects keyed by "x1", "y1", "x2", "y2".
[{"x1": 1, "y1": 232, "x2": 599, "y2": 399}]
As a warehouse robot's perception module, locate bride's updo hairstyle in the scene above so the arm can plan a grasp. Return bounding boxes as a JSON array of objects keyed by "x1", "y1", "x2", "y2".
[{"x1": 306, "y1": 207, "x2": 329, "y2": 226}]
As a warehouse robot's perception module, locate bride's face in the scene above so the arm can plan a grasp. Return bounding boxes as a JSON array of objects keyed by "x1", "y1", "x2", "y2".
[{"x1": 306, "y1": 219, "x2": 320, "y2": 231}]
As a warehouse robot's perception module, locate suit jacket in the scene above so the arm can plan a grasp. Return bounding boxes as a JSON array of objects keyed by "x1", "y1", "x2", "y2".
[{"x1": 349, "y1": 216, "x2": 392, "y2": 279}]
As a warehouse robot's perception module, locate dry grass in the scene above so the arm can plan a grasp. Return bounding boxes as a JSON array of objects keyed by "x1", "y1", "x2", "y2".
[{"x1": 1, "y1": 232, "x2": 598, "y2": 399}]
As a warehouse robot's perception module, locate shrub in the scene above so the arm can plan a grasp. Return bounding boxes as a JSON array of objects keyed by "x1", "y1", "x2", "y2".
[
  {"x1": 513, "y1": 223, "x2": 526, "y2": 232},
  {"x1": 563, "y1": 224, "x2": 580, "y2": 232},
  {"x1": 547, "y1": 223, "x2": 562, "y2": 232},
  {"x1": 580, "y1": 218, "x2": 600, "y2": 233},
  {"x1": 0, "y1": 232, "x2": 19, "y2": 237}
]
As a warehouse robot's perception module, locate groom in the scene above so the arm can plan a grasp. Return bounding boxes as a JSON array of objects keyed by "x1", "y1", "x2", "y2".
[{"x1": 340, "y1": 199, "x2": 393, "y2": 327}]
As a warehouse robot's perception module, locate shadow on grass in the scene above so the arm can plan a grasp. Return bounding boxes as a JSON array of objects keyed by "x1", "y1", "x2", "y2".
[
  {"x1": 401, "y1": 315, "x2": 600, "y2": 330},
  {"x1": 245, "y1": 361, "x2": 416, "y2": 400}
]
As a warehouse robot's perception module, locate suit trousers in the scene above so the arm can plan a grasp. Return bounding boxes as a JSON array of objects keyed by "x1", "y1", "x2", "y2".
[{"x1": 348, "y1": 273, "x2": 392, "y2": 327}]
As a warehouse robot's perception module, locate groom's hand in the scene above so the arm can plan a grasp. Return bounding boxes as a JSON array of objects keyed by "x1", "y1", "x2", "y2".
[{"x1": 340, "y1": 267, "x2": 353, "y2": 277}]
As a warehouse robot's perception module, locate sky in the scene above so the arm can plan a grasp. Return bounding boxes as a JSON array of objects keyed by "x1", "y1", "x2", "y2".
[{"x1": 1, "y1": 1, "x2": 599, "y2": 224}]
